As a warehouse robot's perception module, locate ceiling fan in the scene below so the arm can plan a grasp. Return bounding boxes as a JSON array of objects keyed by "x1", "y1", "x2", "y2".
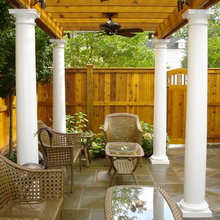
[{"x1": 99, "y1": 13, "x2": 144, "y2": 37}]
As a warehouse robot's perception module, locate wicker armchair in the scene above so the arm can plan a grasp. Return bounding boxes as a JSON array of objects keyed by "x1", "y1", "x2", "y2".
[
  {"x1": 0, "y1": 153, "x2": 64, "y2": 220},
  {"x1": 104, "y1": 113, "x2": 143, "y2": 144},
  {"x1": 37, "y1": 120, "x2": 82, "y2": 193},
  {"x1": 104, "y1": 113, "x2": 144, "y2": 166}
]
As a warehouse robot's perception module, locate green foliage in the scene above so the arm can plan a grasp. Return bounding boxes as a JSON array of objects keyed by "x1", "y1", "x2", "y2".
[
  {"x1": 0, "y1": 0, "x2": 15, "y2": 98},
  {"x1": 9, "y1": 153, "x2": 16, "y2": 163},
  {"x1": 66, "y1": 112, "x2": 88, "y2": 132},
  {"x1": 65, "y1": 32, "x2": 155, "y2": 67},
  {"x1": 89, "y1": 125, "x2": 106, "y2": 158},
  {"x1": 36, "y1": 28, "x2": 53, "y2": 84},
  {"x1": 140, "y1": 121, "x2": 154, "y2": 158},
  {"x1": 0, "y1": 1, "x2": 53, "y2": 101},
  {"x1": 141, "y1": 121, "x2": 170, "y2": 158},
  {"x1": 208, "y1": 37, "x2": 220, "y2": 67},
  {"x1": 178, "y1": 2, "x2": 220, "y2": 68}
]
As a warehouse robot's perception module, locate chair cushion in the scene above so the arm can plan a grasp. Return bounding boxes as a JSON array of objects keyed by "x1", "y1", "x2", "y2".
[{"x1": 0, "y1": 198, "x2": 63, "y2": 220}]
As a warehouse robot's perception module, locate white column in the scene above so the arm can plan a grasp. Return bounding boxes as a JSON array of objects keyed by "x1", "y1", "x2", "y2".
[
  {"x1": 150, "y1": 39, "x2": 170, "y2": 164},
  {"x1": 9, "y1": 9, "x2": 39, "y2": 165},
  {"x1": 50, "y1": 39, "x2": 66, "y2": 132},
  {"x1": 179, "y1": 9, "x2": 213, "y2": 218}
]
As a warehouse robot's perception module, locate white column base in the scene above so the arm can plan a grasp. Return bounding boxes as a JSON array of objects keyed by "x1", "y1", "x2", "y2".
[
  {"x1": 169, "y1": 144, "x2": 185, "y2": 148},
  {"x1": 149, "y1": 155, "x2": 170, "y2": 164},
  {"x1": 179, "y1": 200, "x2": 212, "y2": 218}
]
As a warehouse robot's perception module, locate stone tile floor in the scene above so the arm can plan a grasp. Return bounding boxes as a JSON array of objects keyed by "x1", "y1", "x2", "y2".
[{"x1": 61, "y1": 147, "x2": 220, "y2": 220}]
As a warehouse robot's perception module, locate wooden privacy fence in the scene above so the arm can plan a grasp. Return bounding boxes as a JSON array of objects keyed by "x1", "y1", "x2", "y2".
[
  {"x1": 1, "y1": 67, "x2": 220, "y2": 152},
  {"x1": 0, "y1": 96, "x2": 16, "y2": 152},
  {"x1": 38, "y1": 65, "x2": 155, "y2": 133},
  {"x1": 167, "y1": 68, "x2": 220, "y2": 144}
]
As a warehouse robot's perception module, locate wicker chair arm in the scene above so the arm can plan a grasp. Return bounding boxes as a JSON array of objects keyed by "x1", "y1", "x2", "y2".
[{"x1": 134, "y1": 127, "x2": 144, "y2": 145}]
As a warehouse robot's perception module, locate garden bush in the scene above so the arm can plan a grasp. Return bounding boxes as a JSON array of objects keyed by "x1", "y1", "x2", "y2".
[{"x1": 66, "y1": 112, "x2": 88, "y2": 133}]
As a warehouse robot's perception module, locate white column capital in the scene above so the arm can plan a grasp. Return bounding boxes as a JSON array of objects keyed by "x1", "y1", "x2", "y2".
[
  {"x1": 153, "y1": 39, "x2": 170, "y2": 49},
  {"x1": 9, "y1": 9, "x2": 40, "y2": 25},
  {"x1": 50, "y1": 39, "x2": 67, "y2": 48},
  {"x1": 183, "y1": 9, "x2": 214, "y2": 25}
]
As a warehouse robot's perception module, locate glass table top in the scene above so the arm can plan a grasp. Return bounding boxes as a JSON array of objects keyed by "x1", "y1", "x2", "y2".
[
  {"x1": 108, "y1": 143, "x2": 140, "y2": 156},
  {"x1": 111, "y1": 186, "x2": 174, "y2": 220}
]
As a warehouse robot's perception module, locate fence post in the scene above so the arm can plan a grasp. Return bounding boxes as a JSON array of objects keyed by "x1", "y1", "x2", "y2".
[{"x1": 86, "y1": 64, "x2": 94, "y2": 131}]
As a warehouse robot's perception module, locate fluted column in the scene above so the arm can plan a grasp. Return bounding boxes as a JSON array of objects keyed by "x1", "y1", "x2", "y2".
[
  {"x1": 179, "y1": 9, "x2": 213, "y2": 218},
  {"x1": 150, "y1": 39, "x2": 170, "y2": 164},
  {"x1": 50, "y1": 39, "x2": 66, "y2": 132}
]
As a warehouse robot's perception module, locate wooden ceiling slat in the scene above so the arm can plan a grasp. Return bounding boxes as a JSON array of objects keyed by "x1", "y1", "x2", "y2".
[
  {"x1": 55, "y1": 18, "x2": 165, "y2": 24},
  {"x1": 51, "y1": 12, "x2": 171, "y2": 19},
  {"x1": 46, "y1": 0, "x2": 177, "y2": 7},
  {"x1": 46, "y1": 6, "x2": 175, "y2": 13}
]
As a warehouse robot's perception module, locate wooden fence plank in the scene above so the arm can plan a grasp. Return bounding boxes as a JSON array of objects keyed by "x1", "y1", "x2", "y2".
[{"x1": 86, "y1": 64, "x2": 94, "y2": 131}]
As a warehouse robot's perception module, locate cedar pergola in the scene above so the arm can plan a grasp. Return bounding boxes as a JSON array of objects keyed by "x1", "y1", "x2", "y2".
[
  {"x1": 6, "y1": 0, "x2": 219, "y2": 39},
  {"x1": 5, "y1": 0, "x2": 220, "y2": 218}
]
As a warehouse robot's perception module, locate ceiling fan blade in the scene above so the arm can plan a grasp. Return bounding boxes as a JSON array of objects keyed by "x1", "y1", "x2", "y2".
[
  {"x1": 100, "y1": 24, "x2": 112, "y2": 32},
  {"x1": 116, "y1": 32, "x2": 136, "y2": 38},
  {"x1": 96, "y1": 32, "x2": 108, "y2": 37},
  {"x1": 118, "y1": 28, "x2": 144, "y2": 33}
]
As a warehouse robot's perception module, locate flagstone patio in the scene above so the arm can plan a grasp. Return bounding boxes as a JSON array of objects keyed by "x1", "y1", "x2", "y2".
[{"x1": 61, "y1": 147, "x2": 220, "y2": 220}]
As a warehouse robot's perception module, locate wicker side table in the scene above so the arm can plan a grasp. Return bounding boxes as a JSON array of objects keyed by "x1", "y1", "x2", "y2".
[{"x1": 105, "y1": 142, "x2": 144, "y2": 185}]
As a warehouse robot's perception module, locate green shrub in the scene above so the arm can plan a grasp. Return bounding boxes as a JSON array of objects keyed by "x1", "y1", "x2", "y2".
[
  {"x1": 66, "y1": 112, "x2": 88, "y2": 133},
  {"x1": 88, "y1": 125, "x2": 106, "y2": 158},
  {"x1": 140, "y1": 121, "x2": 154, "y2": 158},
  {"x1": 140, "y1": 121, "x2": 170, "y2": 158}
]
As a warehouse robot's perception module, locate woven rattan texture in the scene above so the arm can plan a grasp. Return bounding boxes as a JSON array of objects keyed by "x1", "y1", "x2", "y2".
[
  {"x1": 0, "y1": 154, "x2": 64, "y2": 219},
  {"x1": 104, "y1": 113, "x2": 143, "y2": 144},
  {"x1": 113, "y1": 159, "x2": 134, "y2": 174},
  {"x1": 157, "y1": 186, "x2": 183, "y2": 220}
]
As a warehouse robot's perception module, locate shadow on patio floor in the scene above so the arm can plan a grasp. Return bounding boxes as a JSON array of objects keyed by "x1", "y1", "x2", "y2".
[{"x1": 60, "y1": 147, "x2": 220, "y2": 220}]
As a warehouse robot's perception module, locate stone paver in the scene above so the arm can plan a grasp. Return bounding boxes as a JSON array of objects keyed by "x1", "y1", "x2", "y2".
[{"x1": 62, "y1": 147, "x2": 220, "y2": 220}]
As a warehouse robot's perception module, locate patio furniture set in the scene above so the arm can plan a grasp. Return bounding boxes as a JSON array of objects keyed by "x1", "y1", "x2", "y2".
[{"x1": 0, "y1": 113, "x2": 182, "y2": 219}]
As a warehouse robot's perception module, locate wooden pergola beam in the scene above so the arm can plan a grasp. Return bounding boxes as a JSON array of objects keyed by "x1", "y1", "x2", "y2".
[
  {"x1": 55, "y1": 18, "x2": 165, "y2": 24},
  {"x1": 46, "y1": 6, "x2": 175, "y2": 13},
  {"x1": 46, "y1": 0, "x2": 177, "y2": 7},
  {"x1": 51, "y1": 12, "x2": 171, "y2": 19}
]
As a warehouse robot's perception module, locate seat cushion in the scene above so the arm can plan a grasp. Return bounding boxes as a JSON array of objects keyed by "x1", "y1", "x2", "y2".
[{"x1": 0, "y1": 198, "x2": 63, "y2": 220}]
